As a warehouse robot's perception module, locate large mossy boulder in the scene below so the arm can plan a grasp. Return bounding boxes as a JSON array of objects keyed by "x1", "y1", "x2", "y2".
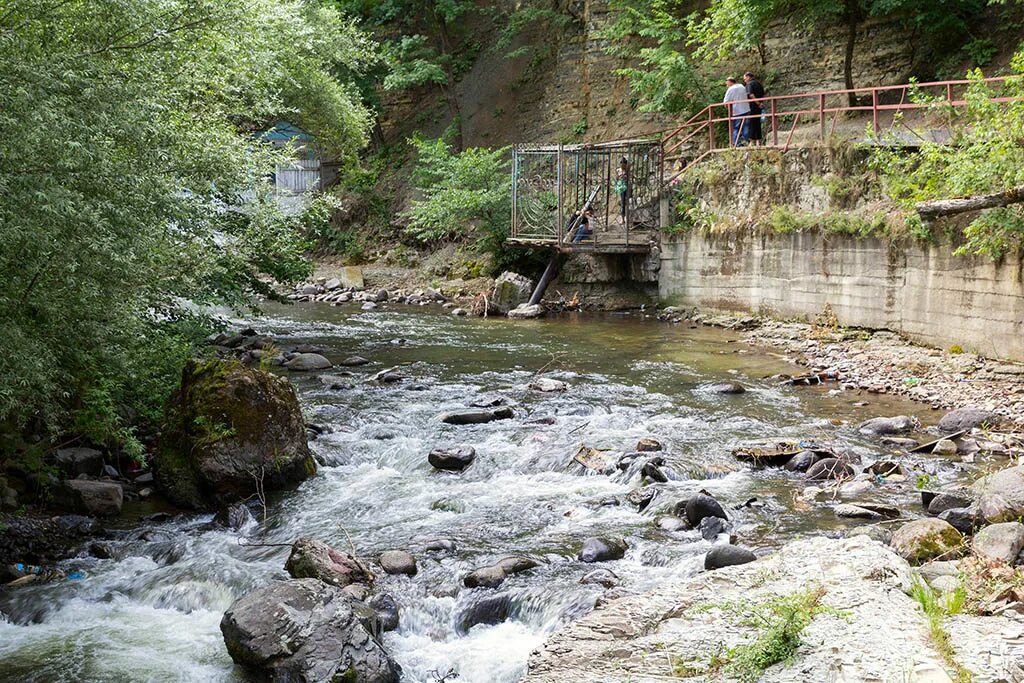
[
  {"x1": 489, "y1": 272, "x2": 534, "y2": 315},
  {"x1": 890, "y1": 518, "x2": 963, "y2": 565},
  {"x1": 154, "y1": 359, "x2": 315, "y2": 509}
]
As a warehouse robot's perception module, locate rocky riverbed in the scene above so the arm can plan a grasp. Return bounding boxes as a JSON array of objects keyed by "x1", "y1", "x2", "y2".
[{"x1": 4, "y1": 302, "x2": 1024, "y2": 682}]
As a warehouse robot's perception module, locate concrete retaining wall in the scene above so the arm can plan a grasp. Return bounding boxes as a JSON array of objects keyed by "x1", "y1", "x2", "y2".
[{"x1": 660, "y1": 231, "x2": 1024, "y2": 360}]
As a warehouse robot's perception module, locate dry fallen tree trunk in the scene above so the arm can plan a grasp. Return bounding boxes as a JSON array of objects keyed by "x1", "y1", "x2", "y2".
[{"x1": 916, "y1": 185, "x2": 1024, "y2": 220}]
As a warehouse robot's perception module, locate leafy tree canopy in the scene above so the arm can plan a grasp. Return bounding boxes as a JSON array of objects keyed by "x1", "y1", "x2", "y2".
[{"x1": 0, "y1": 0, "x2": 374, "y2": 455}]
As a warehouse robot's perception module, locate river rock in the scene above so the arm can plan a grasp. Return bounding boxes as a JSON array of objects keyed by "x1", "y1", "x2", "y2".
[
  {"x1": 891, "y1": 518, "x2": 963, "y2": 565},
  {"x1": 458, "y1": 593, "x2": 513, "y2": 633},
  {"x1": 379, "y1": 550, "x2": 416, "y2": 576},
  {"x1": 284, "y1": 353, "x2": 333, "y2": 371},
  {"x1": 497, "y1": 556, "x2": 540, "y2": 575},
  {"x1": 580, "y1": 568, "x2": 619, "y2": 588},
  {"x1": 931, "y1": 439, "x2": 958, "y2": 456},
  {"x1": 428, "y1": 446, "x2": 476, "y2": 471},
  {"x1": 636, "y1": 438, "x2": 663, "y2": 452},
  {"x1": 641, "y1": 460, "x2": 668, "y2": 483},
  {"x1": 784, "y1": 450, "x2": 820, "y2": 472},
  {"x1": 440, "y1": 407, "x2": 514, "y2": 424},
  {"x1": 938, "y1": 406, "x2": 998, "y2": 433},
  {"x1": 973, "y1": 522, "x2": 1024, "y2": 563},
  {"x1": 367, "y1": 593, "x2": 400, "y2": 632},
  {"x1": 858, "y1": 415, "x2": 918, "y2": 435},
  {"x1": 490, "y1": 272, "x2": 534, "y2": 315},
  {"x1": 578, "y1": 537, "x2": 627, "y2": 563},
  {"x1": 528, "y1": 377, "x2": 567, "y2": 392},
  {"x1": 626, "y1": 486, "x2": 658, "y2": 512},
  {"x1": 708, "y1": 382, "x2": 746, "y2": 394},
  {"x1": 220, "y1": 578, "x2": 399, "y2": 683},
  {"x1": 928, "y1": 492, "x2": 974, "y2": 516},
  {"x1": 285, "y1": 538, "x2": 371, "y2": 588},
  {"x1": 937, "y1": 507, "x2": 985, "y2": 535},
  {"x1": 361, "y1": 302, "x2": 377, "y2": 311},
  {"x1": 834, "y1": 504, "x2": 882, "y2": 520},
  {"x1": 153, "y1": 360, "x2": 315, "y2": 509},
  {"x1": 806, "y1": 457, "x2": 854, "y2": 481},
  {"x1": 704, "y1": 544, "x2": 757, "y2": 570},
  {"x1": 464, "y1": 564, "x2": 507, "y2": 588},
  {"x1": 55, "y1": 447, "x2": 104, "y2": 477},
  {"x1": 971, "y1": 464, "x2": 1024, "y2": 523},
  {"x1": 508, "y1": 303, "x2": 545, "y2": 319},
  {"x1": 57, "y1": 479, "x2": 123, "y2": 517},
  {"x1": 681, "y1": 493, "x2": 727, "y2": 527},
  {"x1": 338, "y1": 356, "x2": 370, "y2": 367},
  {"x1": 698, "y1": 515, "x2": 732, "y2": 541}
]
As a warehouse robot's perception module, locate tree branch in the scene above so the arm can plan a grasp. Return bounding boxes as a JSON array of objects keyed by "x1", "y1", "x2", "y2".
[{"x1": 915, "y1": 186, "x2": 1024, "y2": 220}]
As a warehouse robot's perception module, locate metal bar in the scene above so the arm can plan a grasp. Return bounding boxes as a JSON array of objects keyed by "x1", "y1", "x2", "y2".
[
  {"x1": 556, "y1": 144, "x2": 563, "y2": 248},
  {"x1": 708, "y1": 106, "x2": 715, "y2": 152},
  {"x1": 771, "y1": 98, "x2": 778, "y2": 147},
  {"x1": 783, "y1": 113, "x2": 799, "y2": 153},
  {"x1": 511, "y1": 147, "x2": 518, "y2": 239},
  {"x1": 872, "y1": 89, "x2": 879, "y2": 137},
  {"x1": 819, "y1": 93, "x2": 825, "y2": 142}
]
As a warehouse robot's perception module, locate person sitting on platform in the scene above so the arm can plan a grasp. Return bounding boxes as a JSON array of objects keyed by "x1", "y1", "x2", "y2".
[{"x1": 570, "y1": 208, "x2": 594, "y2": 243}]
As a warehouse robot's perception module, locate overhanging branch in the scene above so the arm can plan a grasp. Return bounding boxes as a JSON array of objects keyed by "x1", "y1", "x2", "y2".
[{"x1": 915, "y1": 185, "x2": 1024, "y2": 220}]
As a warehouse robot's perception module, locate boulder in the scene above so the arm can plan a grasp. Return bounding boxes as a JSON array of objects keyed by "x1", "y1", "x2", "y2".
[
  {"x1": 379, "y1": 550, "x2": 416, "y2": 576},
  {"x1": 890, "y1": 518, "x2": 963, "y2": 565},
  {"x1": 971, "y1": 464, "x2": 1024, "y2": 523},
  {"x1": 284, "y1": 353, "x2": 333, "y2": 371},
  {"x1": 704, "y1": 544, "x2": 757, "y2": 570},
  {"x1": 285, "y1": 538, "x2": 372, "y2": 588},
  {"x1": 927, "y1": 492, "x2": 974, "y2": 516},
  {"x1": 361, "y1": 302, "x2": 378, "y2": 311},
  {"x1": 339, "y1": 356, "x2": 370, "y2": 367},
  {"x1": 440, "y1": 407, "x2": 514, "y2": 425},
  {"x1": 490, "y1": 272, "x2": 534, "y2": 315},
  {"x1": 458, "y1": 593, "x2": 513, "y2": 633},
  {"x1": 682, "y1": 493, "x2": 727, "y2": 527},
  {"x1": 528, "y1": 377, "x2": 567, "y2": 392},
  {"x1": 972, "y1": 522, "x2": 1024, "y2": 563},
  {"x1": 324, "y1": 278, "x2": 342, "y2": 291},
  {"x1": 698, "y1": 515, "x2": 732, "y2": 541},
  {"x1": 220, "y1": 578, "x2": 399, "y2": 683},
  {"x1": 834, "y1": 504, "x2": 883, "y2": 520},
  {"x1": 784, "y1": 450, "x2": 821, "y2": 472},
  {"x1": 635, "y1": 438, "x2": 663, "y2": 452},
  {"x1": 626, "y1": 486, "x2": 658, "y2": 512},
  {"x1": 578, "y1": 537, "x2": 628, "y2": 563},
  {"x1": 367, "y1": 593, "x2": 400, "y2": 632},
  {"x1": 858, "y1": 416, "x2": 919, "y2": 435},
  {"x1": 580, "y1": 568, "x2": 619, "y2": 588},
  {"x1": 708, "y1": 382, "x2": 746, "y2": 394},
  {"x1": 938, "y1": 406, "x2": 998, "y2": 433},
  {"x1": 497, "y1": 556, "x2": 540, "y2": 575},
  {"x1": 658, "y1": 516, "x2": 688, "y2": 532},
  {"x1": 55, "y1": 447, "x2": 104, "y2": 477},
  {"x1": 57, "y1": 480, "x2": 123, "y2": 517},
  {"x1": 937, "y1": 507, "x2": 985, "y2": 535},
  {"x1": 508, "y1": 304, "x2": 545, "y2": 319},
  {"x1": 153, "y1": 360, "x2": 315, "y2": 509},
  {"x1": 464, "y1": 564, "x2": 507, "y2": 589},
  {"x1": 428, "y1": 446, "x2": 476, "y2": 471},
  {"x1": 806, "y1": 457, "x2": 854, "y2": 481}
]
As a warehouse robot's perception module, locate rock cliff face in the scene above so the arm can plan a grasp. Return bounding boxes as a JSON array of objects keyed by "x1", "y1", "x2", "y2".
[
  {"x1": 379, "y1": 2, "x2": 929, "y2": 149},
  {"x1": 524, "y1": 535, "x2": 1024, "y2": 682}
]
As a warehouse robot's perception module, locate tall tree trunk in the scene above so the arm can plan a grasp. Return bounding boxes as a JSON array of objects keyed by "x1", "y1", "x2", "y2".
[
  {"x1": 433, "y1": 10, "x2": 464, "y2": 152},
  {"x1": 844, "y1": 3, "x2": 859, "y2": 107}
]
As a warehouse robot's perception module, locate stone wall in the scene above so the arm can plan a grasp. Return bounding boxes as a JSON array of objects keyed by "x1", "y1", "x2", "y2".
[
  {"x1": 554, "y1": 251, "x2": 659, "y2": 309},
  {"x1": 660, "y1": 231, "x2": 1024, "y2": 361}
]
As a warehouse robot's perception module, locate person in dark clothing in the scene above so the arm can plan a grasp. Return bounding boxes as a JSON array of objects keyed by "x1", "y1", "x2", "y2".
[{"x1": 744, "y1": 71, "x2": 765, "y2": 145}]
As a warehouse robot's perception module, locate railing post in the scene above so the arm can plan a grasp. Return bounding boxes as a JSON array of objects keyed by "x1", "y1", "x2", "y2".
[
  {"x1": 819, "y1": 93, "x2": 825, "y2": 142},
  {"x1": 511, "y1": 147, "x2": 517, "y2": 239},
  {"x1": 771, "y1": 98, "x2": 778, "y2": 147},
  {"x1": 556, "y1": 144, "x2": 563, "y2": 248},
  {"x1": 946, "y1": 83, "x2": 953, "y2": 104},
  {"x1": 872, "y1": 89, "x2": 879, "y2": 137},
  {"x1": 708, "y1": 106, "x2": 714, "y2": 151}
]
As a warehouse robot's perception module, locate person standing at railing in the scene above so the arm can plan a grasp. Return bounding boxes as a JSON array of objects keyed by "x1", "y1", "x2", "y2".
[
  {"x1": 723, "y1": 77, "x2": 751, "y2": 146},
  {"x1": 614, "y1": 157, "x2": 630, "y2": 221},
  {"x1": 744, "y1": 71, "x2": 765, "y2": 146}
]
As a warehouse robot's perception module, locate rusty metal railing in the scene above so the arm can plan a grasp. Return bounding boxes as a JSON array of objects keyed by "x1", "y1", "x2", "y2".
[{"x1": 661, "y1": 76, "x2": 1023, "y2": 184}]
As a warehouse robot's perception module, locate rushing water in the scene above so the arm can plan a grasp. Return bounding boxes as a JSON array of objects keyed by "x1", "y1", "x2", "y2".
[{"x1": 0, "y1": 304, "x2": 977, "y2": 682}]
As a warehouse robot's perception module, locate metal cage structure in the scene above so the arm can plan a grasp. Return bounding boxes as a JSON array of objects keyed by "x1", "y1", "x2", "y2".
[{"x1": 510, "y1": 140, "x2": 661, "y2": 253}]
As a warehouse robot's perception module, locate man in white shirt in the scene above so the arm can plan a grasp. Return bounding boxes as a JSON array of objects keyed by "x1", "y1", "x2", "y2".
[{"x1": 723, "y1": 77, "x2": 751, "y2": 146}]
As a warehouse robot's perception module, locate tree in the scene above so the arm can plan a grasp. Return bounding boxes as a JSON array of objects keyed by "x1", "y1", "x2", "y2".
[
  {"x1": 0, "y1": 0, "x2": 375, "y2": 456},
  {"x1": 689, "y1": 0, "x2": 985, "y2": 105}
]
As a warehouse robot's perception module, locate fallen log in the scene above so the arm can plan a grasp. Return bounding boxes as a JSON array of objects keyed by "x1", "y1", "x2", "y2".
[{"x1": 915, "y1": 185, "x2": 1024, "y2": 220}]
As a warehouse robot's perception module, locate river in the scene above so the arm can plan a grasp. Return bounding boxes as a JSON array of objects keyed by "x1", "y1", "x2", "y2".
[{"x1": 0, "y1": 304, "x2": 969, "y2": 682}]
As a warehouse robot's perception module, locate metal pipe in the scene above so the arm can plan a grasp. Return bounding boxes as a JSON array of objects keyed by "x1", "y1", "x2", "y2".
[{"x1": 528, "y1": 252, "x2": 562, "y2": 306}]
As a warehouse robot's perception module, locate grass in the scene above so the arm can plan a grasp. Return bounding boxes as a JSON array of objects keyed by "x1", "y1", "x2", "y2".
[{"x1": 909, "y1": 578, "x2": 972, "y2": 683}]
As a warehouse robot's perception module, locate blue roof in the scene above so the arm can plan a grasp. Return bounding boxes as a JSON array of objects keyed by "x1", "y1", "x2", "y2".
[{"x1": 258, "y1": 120, "x2": 315, "y2": 143}]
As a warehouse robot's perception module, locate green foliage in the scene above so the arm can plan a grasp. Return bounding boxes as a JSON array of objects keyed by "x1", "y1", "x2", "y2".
[
  {"x1": 0, "y1": 0, "x2": 372, "y2": 454},
  {"x1": 599, "y1": 0, "x2": 711, "y2": 115},
  {"x1": 871, "y1": 64, "x2": 1024, "y2": 258},
  {"x1": 383, "y1": 35, "x2": 448, "y2": 90},
  {"x1": 910, "y1": 579, "x2": 973, "y2": 682},
  {"x1": 404, "y1": 137, "x2": 511, "y2": 242},
  {"x1": 715, "y1": 587, "x2": 836, "y2": 682}
]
